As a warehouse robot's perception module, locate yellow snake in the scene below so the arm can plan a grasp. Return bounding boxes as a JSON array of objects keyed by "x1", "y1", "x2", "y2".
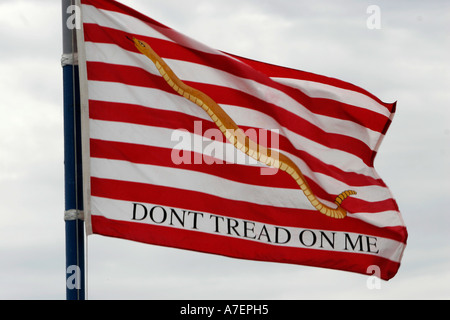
[{"x1": 129, "y1": 36, "x2": 356, "y2": 219}]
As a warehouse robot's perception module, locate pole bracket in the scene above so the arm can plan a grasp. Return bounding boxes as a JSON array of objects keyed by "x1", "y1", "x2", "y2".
[
  {"x1": 64, "y1": 209, "x2": 84, "y2": 221},
  {"x1": 61, "y1": 53, "x2": 79, "y2": 67}
]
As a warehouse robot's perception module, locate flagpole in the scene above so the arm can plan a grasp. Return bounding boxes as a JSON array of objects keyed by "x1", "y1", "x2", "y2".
[{"x1": 62, "y1": 0, "x2": 85, "y2": 300}]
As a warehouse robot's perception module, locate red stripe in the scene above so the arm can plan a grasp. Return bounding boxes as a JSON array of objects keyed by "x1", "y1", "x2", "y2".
[
  {"x1": 90, "y1": 177, "x2": 407, "y2": 243},
  {"x1": 229, "y1": 53, "x2": 396, "y2": 112},
  {"x1": 306, "y1": 98, "x2": 392, "y2": 135},
  {"x1": 82, "y1": 23, "x2": 392, "y2": 135},
  {"x1": 87, "y1": 61, "x2": 377, "y2": 166},
  {"x1": 91, "y1": 215, "x2": 401, "y2": 280}
]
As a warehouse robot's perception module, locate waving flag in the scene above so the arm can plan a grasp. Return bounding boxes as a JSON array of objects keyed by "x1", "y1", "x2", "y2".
[{"x1": 78, "y1": 0, "x2": 407, "y2": 280}]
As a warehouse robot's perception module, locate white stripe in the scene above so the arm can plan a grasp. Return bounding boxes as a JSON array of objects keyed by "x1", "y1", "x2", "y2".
[
  {"x1": 272, "y1": 77, "x2": 392, "y2": 118},
  {"x1": 88, "y1": 80, "x2": 377, "y2": 178},
  {"x1": 90, "y1": 196, "x2": 405, "y2": 262},
  {"x1": 84, "y1": 42, "x2": 383, "y2": 151},
  {"x1": 351, "y1": 211, "x2": 404, "y2": 229},
  {"x1": 85, "y1": 42, "x2": 151, "y2": 69},
  {"x1": 88, "y1": 79, "x2": 206, "y2": 119}
]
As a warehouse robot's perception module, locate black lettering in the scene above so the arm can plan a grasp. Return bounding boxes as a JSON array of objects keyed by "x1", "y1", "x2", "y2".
[
  {"x1": 366, "y1": 236, "x2": 380, "y2": 253},
  {"x1": 210, "y1": 214, "x2": 224, "y2": 233},
  {"x1": 319, "y1": 231, "x2": 335, "y2": 249},
  {"x1": 299, "y1": 229, "x2": 317, "y2": 247},
  {"x1": 149, "y1": 206, "x2": 167, "y2": 224},
  {"x1": 257, "y1": 225, "x2": 271, "y2": 242},
  {"x1": 169, "y1": 208, "x2": 186, "y2": 227},
  {"x1": 344, "y1": 233, "x2": 364, "y2": 251},
  {"x1": 243, "y1": 221, "x2": 257, "y2": 239},
  {"x1": 132, "y1": 203, "x2": 147, "y2": 220},
  {"x1": 187, "y1": 211, "x2": 203, "y2": 229},
  {"x1": 227, "y1": 217, "x2": 240, "y2": 236},
  {"x1": 275, "y1": 226, "x2": 291, "y2": 244}
]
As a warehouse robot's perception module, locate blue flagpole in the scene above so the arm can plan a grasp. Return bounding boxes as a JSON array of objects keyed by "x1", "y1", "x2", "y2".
[{"x1": 62, "y1": 0, "x2": 85, "y2": 300}]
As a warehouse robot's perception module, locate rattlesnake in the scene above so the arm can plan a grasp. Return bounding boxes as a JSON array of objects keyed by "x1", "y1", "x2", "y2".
[{"x1": 129, "y1": 36, "x2": 356, "y2": 219}]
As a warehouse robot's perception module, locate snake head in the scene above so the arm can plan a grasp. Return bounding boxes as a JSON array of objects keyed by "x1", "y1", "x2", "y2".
[{"x1": 126, "y1": 35, "x2": 149, "y2": 54}]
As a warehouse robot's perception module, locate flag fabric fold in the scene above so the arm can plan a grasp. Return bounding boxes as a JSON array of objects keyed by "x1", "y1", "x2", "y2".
[{"x1": 78, "y1": 0, "x2": 407, "y2": 280}]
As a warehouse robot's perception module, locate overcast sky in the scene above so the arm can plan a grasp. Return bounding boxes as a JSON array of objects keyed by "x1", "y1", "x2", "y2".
[{"x1": 0, "y1": 0, "x2": 449, "y2": 299}]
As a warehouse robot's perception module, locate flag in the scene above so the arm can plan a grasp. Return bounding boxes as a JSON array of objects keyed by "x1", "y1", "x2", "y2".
[{"x1": 78, "y1": 0, "x2": 407, "y2": 280}]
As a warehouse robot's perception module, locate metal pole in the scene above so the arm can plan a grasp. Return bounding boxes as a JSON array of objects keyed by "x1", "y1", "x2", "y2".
[{"x1": 62, "y1": 0, "x2": 85, "y2": 300}]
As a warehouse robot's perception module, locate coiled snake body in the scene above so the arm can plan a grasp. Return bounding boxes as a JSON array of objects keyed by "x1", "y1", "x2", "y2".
[{"x1": 129, "y1": 36, "x2": 356, "y2": 219}]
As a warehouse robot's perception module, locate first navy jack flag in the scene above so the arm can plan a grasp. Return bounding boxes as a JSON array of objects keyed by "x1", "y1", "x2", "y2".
[{"x1": 76, "y1": 0, "x2": 407, "y2": 280}]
